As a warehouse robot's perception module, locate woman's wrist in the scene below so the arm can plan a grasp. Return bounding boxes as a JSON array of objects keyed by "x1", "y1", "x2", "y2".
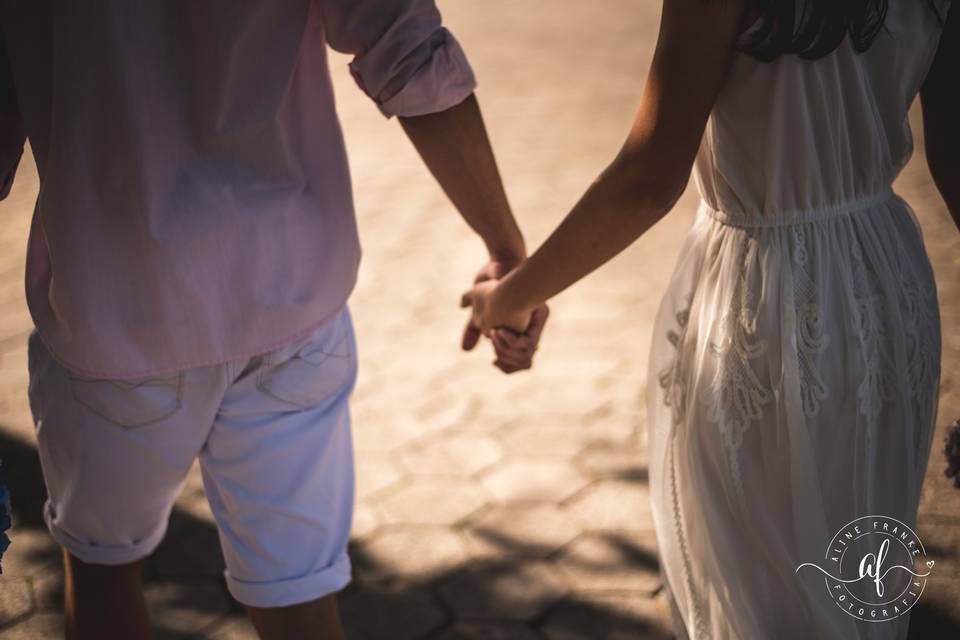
[{"x1": 493, "y1": 262, "x2": 541, "y2": 319}]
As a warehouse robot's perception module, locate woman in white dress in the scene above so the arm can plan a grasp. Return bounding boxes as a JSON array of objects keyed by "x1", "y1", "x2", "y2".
[{"x1": 463, "y1": 0, "x2": 958, "y2": 637}]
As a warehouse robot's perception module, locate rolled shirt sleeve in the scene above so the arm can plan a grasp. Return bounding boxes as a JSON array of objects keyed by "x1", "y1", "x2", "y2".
[{"x1": 318, "y1": 0, "x2": 477, "y2": 118}]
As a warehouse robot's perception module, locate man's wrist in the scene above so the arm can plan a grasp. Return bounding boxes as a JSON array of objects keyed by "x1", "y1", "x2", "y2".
[{"x1": 487, "y1": 239, "x2": 526, "y2": 267}]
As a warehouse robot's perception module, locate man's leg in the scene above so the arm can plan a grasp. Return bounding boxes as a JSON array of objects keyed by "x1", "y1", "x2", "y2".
[
  {"x1": 27, "y1": 331, "x2": 229, "y2": 639},
  {"x1": 244, "y1": 595, "x2": 345, "y2": 640},
  {"x1": 63, "y1": 550, "x2": 150, "y2": 640},
  {"x1": 202, "y1": 306, "x2": 358, "y2": 639}
]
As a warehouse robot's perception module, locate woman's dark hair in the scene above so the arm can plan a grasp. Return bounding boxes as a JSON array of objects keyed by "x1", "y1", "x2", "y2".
[{"x1": 739, "y1": 0, "x2": 946, "y2": 61}]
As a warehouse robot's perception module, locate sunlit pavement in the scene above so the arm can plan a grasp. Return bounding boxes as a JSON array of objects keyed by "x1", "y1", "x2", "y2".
[{"x1": 0, "y1": 2, "x2": 957, "y2": 638}]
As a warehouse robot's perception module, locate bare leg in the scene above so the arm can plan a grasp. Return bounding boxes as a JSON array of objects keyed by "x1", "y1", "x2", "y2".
[
  {"x1": 63, "y1": 549, "x2": 151, "y2": 640},
  {"x1": 244, "y1": 594, "x2": 346, "y2": 640}
]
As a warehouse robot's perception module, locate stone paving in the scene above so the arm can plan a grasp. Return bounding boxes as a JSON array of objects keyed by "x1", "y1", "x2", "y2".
[{"x1": 1, "y1": 1, "x2": 959, "y2": 638}]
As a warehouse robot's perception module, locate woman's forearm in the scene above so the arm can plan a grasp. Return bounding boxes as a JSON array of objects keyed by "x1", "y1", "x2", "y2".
[
  {"x1": 0, "y1": 35, "x2": 25, "y2": 200},
  {"x1": 489, "y1": 0, "x2": 744, "y2": 316},
  {"x1": 495, "y1": 152, "x2": 685, "y2": 315},
  {"x1": 927, "y1": 156, "x2": 960, "y2": 232},
  {"x1": 919, "y1": 0, "x2": 959, "y2": 231},
  {"x1": 472, "y1": 0, "x2": 742, "y2": 322}
]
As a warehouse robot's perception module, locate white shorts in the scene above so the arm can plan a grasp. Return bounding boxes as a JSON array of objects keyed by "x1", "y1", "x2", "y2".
[{"x1": 27, "y1": 305, "x2": 358, "y2": 608}]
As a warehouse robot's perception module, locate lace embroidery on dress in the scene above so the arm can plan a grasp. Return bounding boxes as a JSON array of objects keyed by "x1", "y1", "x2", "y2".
[
  {"x1": 849, "y1": 237, "x2": 897, "y2": 507},
  {"x1": 659, "y1": 304, "x2": 692, "y2": 425},
  {"x1": 849, "y1": 239, "x2": 896, "y2": 425},
  {"x1": 707, "y1": 236, "x2": 770, "y2": 514},
  {"x1": 888, "y1": 226, "x2": 940, "y2": 469},
  {"x1": 791, "y1": 225, "x2": 830, "y2": 417},
  {"x1": 902, "y1": 274, "x2": 939, "y2": 418},
  {"x1": 657, "y1": 297, "x2": 705, "y2": 637},
  {"x1": 669, "y1": 429, "x2": 709, "y2": 639}
]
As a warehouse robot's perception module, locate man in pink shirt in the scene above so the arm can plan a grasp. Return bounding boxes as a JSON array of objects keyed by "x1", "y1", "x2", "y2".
[{"x1": 0, "y1": 1, "x2": 546, "y2": 637}]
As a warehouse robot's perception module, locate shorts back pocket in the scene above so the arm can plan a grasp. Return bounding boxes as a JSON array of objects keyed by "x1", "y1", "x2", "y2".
[
  {"x1": 68, "y1": 372, "x2": 185, "y2": 429},
  {"x1": 256, "y1": 312, "x2": 356, "y2": 410}
]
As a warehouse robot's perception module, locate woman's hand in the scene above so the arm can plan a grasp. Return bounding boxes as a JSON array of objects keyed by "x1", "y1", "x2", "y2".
[
  {"x1": 460, "y1": 258, "x2": 520, "y2": 351},
  {"x1": 460, "y1": 280, "x2": 533, "y2": 336},
  {"x1": 461, "y1": 259, "x2": 550, "y2": 374}
]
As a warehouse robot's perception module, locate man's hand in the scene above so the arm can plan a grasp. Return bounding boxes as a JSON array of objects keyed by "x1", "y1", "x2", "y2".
[
  {"x1": 489, "y1": 305, "x2": 548, "y2": 373},
  {"x1": 461, "y1": 259, "x2": 548, "y2": 374},
  {"x1": 397, "y1": 96, "x2": 543, "y2": 372}
]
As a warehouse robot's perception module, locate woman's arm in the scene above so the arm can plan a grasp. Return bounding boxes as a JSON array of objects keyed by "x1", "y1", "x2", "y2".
[
  {"x1": 920, "y1": 2, "x2": 960, "y2": 230},
  {"x1": 0, "y1": 33, "x2": 25, "y2": 200},
  {"x1": 462, "y1": 0, "x2": 746, "y2": 331}
]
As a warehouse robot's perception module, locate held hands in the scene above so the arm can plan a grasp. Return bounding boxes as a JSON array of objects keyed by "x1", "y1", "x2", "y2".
[{"x1": 460, "y1": 259, "x2": 548, "y2": 374}]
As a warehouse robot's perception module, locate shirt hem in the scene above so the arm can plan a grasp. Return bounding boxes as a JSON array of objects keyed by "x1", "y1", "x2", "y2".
[{"x1": 30, "y1": 303, "x2": 349, "y2": 380}]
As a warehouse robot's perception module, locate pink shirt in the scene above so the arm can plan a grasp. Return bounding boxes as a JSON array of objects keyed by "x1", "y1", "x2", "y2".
[{"x1": 0, "y1": 0, "x2": 476, "y2": 378}]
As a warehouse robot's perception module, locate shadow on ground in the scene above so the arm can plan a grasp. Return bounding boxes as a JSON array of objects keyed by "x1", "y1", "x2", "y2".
[{"x1": 2, "y1": 425, "x2": 958, "y2": 639}]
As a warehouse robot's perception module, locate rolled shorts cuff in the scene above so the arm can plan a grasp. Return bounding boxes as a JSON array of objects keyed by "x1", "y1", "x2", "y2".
[
  {"x1": 44, "y1": 500, "x2": 168, "y2": 565},
  {"x1": 225, "y1": 552, "x2": 352, "y2": 608}
]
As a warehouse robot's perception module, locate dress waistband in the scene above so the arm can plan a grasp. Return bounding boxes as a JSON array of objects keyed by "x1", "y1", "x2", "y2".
[{"x1": 701, "y1": 187, "x2": 896, "y2": 228}]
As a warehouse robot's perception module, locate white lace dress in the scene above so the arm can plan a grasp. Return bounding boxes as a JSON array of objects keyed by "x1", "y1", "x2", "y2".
[{"x1": 647, "y1": 2, "x2": 951, "y2": 639}]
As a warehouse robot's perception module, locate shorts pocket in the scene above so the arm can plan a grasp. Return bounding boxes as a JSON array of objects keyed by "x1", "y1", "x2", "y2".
[
  {"x1": 256, "y1": 313, "x2": 356, "y2": 410},
  {"x1": 68, "y1": 371, "x2": 185, "y2": 429}
]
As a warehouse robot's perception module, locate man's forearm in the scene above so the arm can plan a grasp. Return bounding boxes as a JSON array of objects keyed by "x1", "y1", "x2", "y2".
[{"x1": 399, "y1": 94, "x2": 525, "y2": 262}]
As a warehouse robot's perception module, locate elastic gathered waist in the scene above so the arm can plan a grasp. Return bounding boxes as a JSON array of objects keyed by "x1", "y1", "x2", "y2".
[{"x1": 701, "y1": 187, "x2": 895, "y2": 228}]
